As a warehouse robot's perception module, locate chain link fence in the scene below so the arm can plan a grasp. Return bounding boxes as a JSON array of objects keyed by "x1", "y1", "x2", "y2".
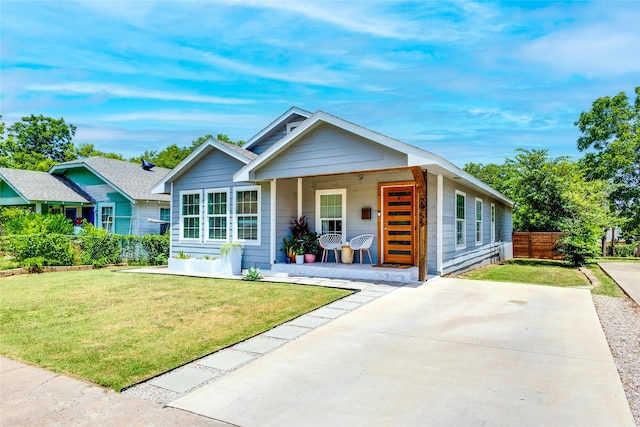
[{"x1": 0, "y1": 233, "x2": 169, "y2": 271}]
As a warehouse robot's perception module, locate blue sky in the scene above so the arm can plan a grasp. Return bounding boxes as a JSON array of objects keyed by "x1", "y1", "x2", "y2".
[{"x1": 1, "y1": 1, "x2": 639, "y2": 167}]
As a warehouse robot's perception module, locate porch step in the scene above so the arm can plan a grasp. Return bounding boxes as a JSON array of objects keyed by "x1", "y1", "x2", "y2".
[{"x1": 269, "y1": 262, "x2": 419, "y2": 283}]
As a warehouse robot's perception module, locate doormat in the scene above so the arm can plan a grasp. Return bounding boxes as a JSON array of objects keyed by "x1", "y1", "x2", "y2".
[{"x1": 372, "y1": 264, "x2": 412, "y2": 269}]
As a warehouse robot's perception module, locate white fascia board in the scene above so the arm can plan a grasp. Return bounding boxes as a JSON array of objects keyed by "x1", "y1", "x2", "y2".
[
  {"x1": 243, "y1": 107, "x2": 312, "y2": 150},
  {"x1": 152, "y1": 140, "x2": 253, "y2": 193}
]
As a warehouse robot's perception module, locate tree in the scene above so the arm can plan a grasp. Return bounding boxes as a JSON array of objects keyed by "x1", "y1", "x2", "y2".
[
  {"x1": 130, "y1": 133, "x2": 244, "y2": 169},
  {"x1": 576, "y1": 87, "x2": 640, "y2": 240},
  {"x1": 0, "y1": 115, "x2": 78, "y2": 171},
  {"x1": 463, "y1": 162, "x2": 512, "y2": 195},
  {"x1": 74, "y1": 143, "x2": 125, "y2": 161}
]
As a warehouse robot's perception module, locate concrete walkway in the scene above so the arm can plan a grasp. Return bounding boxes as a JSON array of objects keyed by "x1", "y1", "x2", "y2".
[
  {"x1": 598, "y1": 262, "x2": 640, "y2": 306},
  {"x1": 172, "y1": 278, "x2": 634, "y2": 427},
  {"x1": 0, "y1": 357, "x2": 229, "y2": 427}
]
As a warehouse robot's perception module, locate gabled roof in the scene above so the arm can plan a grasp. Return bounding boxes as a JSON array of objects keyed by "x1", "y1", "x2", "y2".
[
  {"x1": 242, "y1": 106, "x2": 312, "y2": 151},
  {"x1": 235, "y1": 110, "x2": 513, "y2": 206},
  {"x1": 50, "y1": 157, "x2": 171, "y2": 203},
  {"x1": 0, "y1": 167, "x2": 91, "y2": 204},
  {"x1": 152, "y1": 139, "x2": 257, "y2": 194}
]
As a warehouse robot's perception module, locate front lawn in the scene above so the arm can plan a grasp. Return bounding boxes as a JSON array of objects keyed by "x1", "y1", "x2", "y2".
[
  {"x1": 0, "y1": 269, "x2": 351, "y2": 391},
  {"x1": 460, "y1": 258, "x2": 624, "y2": 297}
]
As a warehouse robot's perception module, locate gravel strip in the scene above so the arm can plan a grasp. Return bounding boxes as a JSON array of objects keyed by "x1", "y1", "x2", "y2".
[{"x1": 593, "y1": 294, "x2": 640, "y2": 426}]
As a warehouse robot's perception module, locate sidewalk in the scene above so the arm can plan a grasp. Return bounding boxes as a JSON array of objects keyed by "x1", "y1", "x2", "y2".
[
  {"x1": 0, "y1": 357, "x2": 229, "y2": 427},
  {"x1": 598, "y1": 262, "x2": 640, "y2": 306}
]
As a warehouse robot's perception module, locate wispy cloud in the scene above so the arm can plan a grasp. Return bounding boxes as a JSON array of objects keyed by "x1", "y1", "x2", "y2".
[{"x1": 27, "y1": 83, "x2": 253, "y2": 105}]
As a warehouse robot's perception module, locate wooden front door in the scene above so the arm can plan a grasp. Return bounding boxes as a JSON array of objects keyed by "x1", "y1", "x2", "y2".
[{"x1": 381, "y1": 185, "x2": 415, "y2": 264}]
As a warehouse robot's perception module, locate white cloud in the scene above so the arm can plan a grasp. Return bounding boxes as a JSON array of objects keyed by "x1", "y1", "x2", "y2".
[{"x1": 27, "y1": 83, "x2": 254, "y2": 105}]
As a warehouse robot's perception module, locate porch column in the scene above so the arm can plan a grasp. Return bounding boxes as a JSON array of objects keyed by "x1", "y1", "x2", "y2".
[
  {"x1": 411, "y1": 167, "x2": 427, "y2": 281},
  {"x1": 437, "y1": 174, "x2": 443, "y2": 275},
  {"x1": 271, "y1": 179, "x2": 277, "y2": 264},
  {"x1": 297, "y1": 178, "x2": 302, "y2": 219}
]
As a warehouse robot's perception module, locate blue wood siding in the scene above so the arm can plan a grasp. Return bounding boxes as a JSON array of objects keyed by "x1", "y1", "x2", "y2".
[
  {"x1": 171, "y1": 149, "x2": 271, "y2": 269},
  {"x1": 254, "y1": 124, "x2": 407, "y2": 180}
]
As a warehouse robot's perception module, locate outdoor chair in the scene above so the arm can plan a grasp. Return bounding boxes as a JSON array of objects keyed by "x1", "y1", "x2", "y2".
[
  {"x1": 349, "y1": 234, "x2": 374, "y2": 264},
  {"x1": 319, "y1": 233, "x2": 343, "y2": 263}
]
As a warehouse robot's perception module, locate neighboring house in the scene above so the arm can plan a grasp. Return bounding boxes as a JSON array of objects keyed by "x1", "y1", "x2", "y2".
[
  {"x1": 153, "y1": 107, "x2": 513, "y2": 279},
  {"x1": 0, "y1": 168, "x2": 93, "y2": 217},
  {"x1": 49, "y1": 157, "x2": 171, "y2": 235}
]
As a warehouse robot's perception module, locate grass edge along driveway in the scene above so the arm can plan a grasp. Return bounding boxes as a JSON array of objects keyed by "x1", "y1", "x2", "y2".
[
  {"x1": 0, "y1": 269, "x2": 352, "y2": 391},
  {"x1": 460, "y1": 258, "x2": 626, "y2": 297}
]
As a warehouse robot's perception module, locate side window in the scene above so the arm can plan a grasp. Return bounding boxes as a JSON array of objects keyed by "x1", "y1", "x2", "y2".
[
  {"x1": 475, "y1": 198, "x2": 483, "y2": 246},
  {"x1": 316, "y1": 189, "x2": 346, "y2": 240},
  {"x1": 455, "y1": 191, "x2": 466, "y2": 249},
  {"x1": 491, "y1": 203, "x2": 496, "y2": 243},
  {"x1": 234, "y1": 186, "x2": 260, "y2": 244},
  {"x1": 160, "y1": 207, "x2": 170, "y2": 235}
]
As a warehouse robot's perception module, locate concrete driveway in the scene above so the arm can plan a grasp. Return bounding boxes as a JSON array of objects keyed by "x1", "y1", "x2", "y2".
[
  {"x1": 599, "y1": 262, "x2": 640, "y2": 306},
  {"x1": 172, "y1": 277, "x2": 633, "y2": 427}
]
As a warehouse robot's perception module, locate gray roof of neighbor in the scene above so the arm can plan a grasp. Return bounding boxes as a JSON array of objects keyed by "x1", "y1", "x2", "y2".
[
  {"x1": 0, "y1": 167, "x2": 91, "y2": 203},
  {"x1": 221, "y1": 140, "x2": 259, "y2": 161},
  {"x1": 51, "y1": 157, "x2": 171, "y2": 202}
]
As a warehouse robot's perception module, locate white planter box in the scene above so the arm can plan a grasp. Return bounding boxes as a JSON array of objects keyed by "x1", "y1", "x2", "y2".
[
  {"x1": 223, "y1": 246, "x2": 243, "y2": 275},
  {"x1": 168, "y1": 257, "x2": 193, "y2": 274},
  {"x1": 192, "y1": 259, "x2": 223, "y2": 275}
]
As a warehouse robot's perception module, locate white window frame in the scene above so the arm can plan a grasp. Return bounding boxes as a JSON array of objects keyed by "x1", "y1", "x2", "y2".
[
  {"x1": 315, "y1": 188, "x2": 347, "y2": 242},
  {"x1": 475, "y1": 197, "x2": 483, "y2": 246},
  {"x1": 205, "y1": 187, "x2": 230, "y2": 242},
  {"x1": 99, "y1": 203, "x2": 115, "y2": 233},
  {"x1": 179, "y1": 190, "x2": 202, "y2": 242},
  {"x1": 455, "y1": 190, "x2": 466, "y2": 250},
  {"x1": 233, "y1": 185, "x2": 261, "y2": 245},
  {"x1": 491, "y1": 203, "x2": 496, "y2": 243}
]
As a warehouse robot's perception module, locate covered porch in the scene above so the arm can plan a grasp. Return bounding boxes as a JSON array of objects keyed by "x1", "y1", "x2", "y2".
[{"x1": 270, "y1": 261, "x2": 432, "y2": 284}]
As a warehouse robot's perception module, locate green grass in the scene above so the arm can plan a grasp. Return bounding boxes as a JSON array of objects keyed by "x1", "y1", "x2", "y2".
[
  {"x1": 0, "y1": 268, "x2": 351, "y2": 391},
  {"x1": 460, "y1": 258, "x2": 625, "y2": 297}
]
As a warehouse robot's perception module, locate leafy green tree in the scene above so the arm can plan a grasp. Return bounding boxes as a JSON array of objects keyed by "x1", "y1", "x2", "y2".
[
  {"x1": 463, "y1": 162, "x2": 512, "y2": 195},
  {"x1": 576, "y1": 87, "x2": 640, "y2": 240},
  {"x1": 130, "y1": 133, "x2": 244, "y2": 169},
  {"x1": 0, "y1": 115, "x2": 78, "y2": 171},
  {"x1": 74, "y1": 143, "x2": 125, "y2": 161}
]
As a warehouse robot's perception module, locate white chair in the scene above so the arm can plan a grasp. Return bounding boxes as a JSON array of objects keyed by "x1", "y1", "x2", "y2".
[
  {"x1": 319, "y1": 233, "x2": 343, "y2": 263},
  {"x1": 349, "y1": 234, "x2": 374, "y2": 264}
]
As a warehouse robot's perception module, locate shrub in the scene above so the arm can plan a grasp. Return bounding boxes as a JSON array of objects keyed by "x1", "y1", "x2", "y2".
[
  {"x1": 140, "y1": 234, "x2": 170, "y2": 265},
  {"x1": 0, "y1": 208, "x2": 73, "y2": 235},
  {"x1": 22, "y1": 256, "x2": 45, "y2": 273},
  {"x1": 9, "y1": 234, "x2": 76, "y2": 266},
  {"x1": 606, "y1": 243, "x2": 638, "y2": 257},
  {"x1": 77, "y1": 224, "x2": 121, "y2": 266},
  {"x1": 243, "y1": 266, "x2": 263, "y2": 281}
]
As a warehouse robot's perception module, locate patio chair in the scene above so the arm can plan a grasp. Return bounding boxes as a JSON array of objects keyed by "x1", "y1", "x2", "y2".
[
  {"x1": 319, "y1": 233, "x2": 343, "y2": 263},
  {"x1": 349, "y1": 234, "x2": 374, "y2": 264}
]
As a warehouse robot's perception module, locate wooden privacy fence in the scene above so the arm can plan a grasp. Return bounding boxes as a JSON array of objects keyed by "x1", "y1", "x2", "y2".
[{"x1": 513, "y1": 232, "x2": 566, "y2": 260}]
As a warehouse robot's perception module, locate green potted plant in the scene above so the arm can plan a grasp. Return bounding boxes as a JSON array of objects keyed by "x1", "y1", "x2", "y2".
[
  {"x1": 168, "y1": 250, "x2": 193, "y2": 273},
  {"x1": 302, "y1": 232, "x2": 320, "y2": 263},
  {"x1": 281, "y1": 235, "x2": 297, "y2": 263},
  {"x1": 295, "y1": 245, "x2": 305, "y2": 264}
]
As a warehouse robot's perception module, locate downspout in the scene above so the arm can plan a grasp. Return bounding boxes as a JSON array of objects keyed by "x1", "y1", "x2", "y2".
[
  {"x1": 271, "y1": 179, "x2": 277, "y2": 264},
  {"x1": 437, "y1": 174, "x2": 443, "y2": 275}
]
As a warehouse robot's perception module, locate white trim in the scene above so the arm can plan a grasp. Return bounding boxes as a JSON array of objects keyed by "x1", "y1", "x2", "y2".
[
  {"x1": 204, "y1": 187, "x2": 231, "y2": 242},
  {"x1": 315, "y1": 188, "x2": 347, "y2": 243},
  {"x1": 455, "y1": 190, "x2": 466, "y2": 250},
  {"x1": 297, "y1": 178, "x2": 302, "y2": 219},
  {"x1": 270, "y1": 180, "x2": 277, "y2": 264},
  {"x1": 98, "y1": 202, "x2": 116, "y2": 233},
  {"x1": 437, "y1": 175, "x2": 443, "y2": 274},
  {"x1": 169, "y1": 182, "x2": 174, "y2": 254},
  {"x1": 243, "y1": 107, "x2": 312, "y2": 150},
  {"x1": 233, "y1": 185, "x2": 261, "y2": 246},
  {"x1": 475, "y1": 197, "x2": 483, "y2": 246},
  {"x1": 179, "y1": 190, "x2": 202, "y2": 242},
  {"x1": 490, "y1": 203, "x2": 496, "y2": 243}
]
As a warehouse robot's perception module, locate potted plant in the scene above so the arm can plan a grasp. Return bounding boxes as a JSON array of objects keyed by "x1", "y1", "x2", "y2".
[
  {"x1": 220, "y1": 242, "x2": 243, "y2": 275},
  {"x1": 192, "y1": 255, "x2": 222, "y2": 275},
  {"x1": 281, "y1": 235, "x2": 297, "y2": 263},
  {"x1": 168, "y1": 250, "x2": 193, "y2": 273},
  {"x1": 295, "y1": 246, "x2": 305, "y2": 264},
  {"x1": 302, "y1": 231, "x2": 320, "y2": 263}
]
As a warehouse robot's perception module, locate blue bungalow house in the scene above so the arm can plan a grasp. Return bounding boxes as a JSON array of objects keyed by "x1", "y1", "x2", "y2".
[{"x1": 153, "y1": 108, "x2": 513, "y2": 281}]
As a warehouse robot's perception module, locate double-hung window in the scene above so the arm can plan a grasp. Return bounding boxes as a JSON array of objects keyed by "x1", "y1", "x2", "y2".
[
  {"x1": 180, "y1": 191, "x2": 201, "y2": 240},
  {"x1": 455, "y1": 191, "x2": 466, "y2": 249},
  {"x1": 491, "y1": 203, "x2": 496, "y2": 243},
  {"x1": 234, "y1": 186, "x2": 260, "y2": 244},
  {"x1": 475, "y1": 198, "x2": 483, "y2": 246},
  {"x1": 316, "y1": 189, "x2": 346, "y2": 241},
  {"x1": 206, "y1": 188, "x2": 229, "y2": 241},
  {"x1": 160, "y1": 207, "x2": 171, "y2": 234},
  {"x1": 100, "y1": 203, "x2": 115, "y2": 233}
]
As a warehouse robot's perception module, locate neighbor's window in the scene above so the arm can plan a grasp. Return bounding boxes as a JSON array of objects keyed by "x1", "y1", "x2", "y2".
[
  {"x1": 316, "y1": 189, "x2": 346, "y2": 240},
  {"x1": 455, "y1": 191, "x2": 466, "y2": 249},
  {"x1": 235, "y1": 186, "x2": 260, "y2": 243},
  {"x1": 180, "y1": 191, "x2": 200, "y2": 240},
  {"x1": 100, "y1": 204, "x2": 115, "y2": 233},
  {"x1": 206, "y1": 188, "x2": 229, "y2": 241},
  {"x1": 160, "y1": 207, "x2": 170, "y2": 234},
  {"x1": 491, "y1": 203, "x2": 496, "y2": 243},
  {"x1": 475, "y1": 198, "x2": 483, "y2": 246}
]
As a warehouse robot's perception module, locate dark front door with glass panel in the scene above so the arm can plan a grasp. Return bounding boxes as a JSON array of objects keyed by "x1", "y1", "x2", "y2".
[{"x1": 382, "y1": 185, "x2": 415, "y2": 264}]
